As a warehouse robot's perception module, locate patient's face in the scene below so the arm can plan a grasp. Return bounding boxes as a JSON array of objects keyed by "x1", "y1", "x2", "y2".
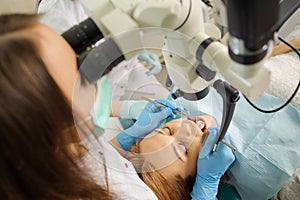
[{"x1": 138, "y1": 116, "x2": 212, "y2": 179}]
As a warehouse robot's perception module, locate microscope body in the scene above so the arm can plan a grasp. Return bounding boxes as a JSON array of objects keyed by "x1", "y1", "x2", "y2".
[{"x1": 77, "y1": 0, "x2": 279, "y2": 100}]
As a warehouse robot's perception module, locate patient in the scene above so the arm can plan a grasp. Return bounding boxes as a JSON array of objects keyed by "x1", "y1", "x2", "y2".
[{"x1": 126, "y1": 116, "x2": 214, "y2": 200}]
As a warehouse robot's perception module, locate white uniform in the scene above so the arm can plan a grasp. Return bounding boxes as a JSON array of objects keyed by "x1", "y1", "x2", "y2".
[
  {"x1": 38, "y1": 0, "x2": 88, "y2": 34},
  {"x1": 79, "y1": 134, "x2": 157, "y2": 200}
]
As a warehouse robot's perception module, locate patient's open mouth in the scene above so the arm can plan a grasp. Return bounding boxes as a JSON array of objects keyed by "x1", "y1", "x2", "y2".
[
  {"x1": 187, "y1": 116, "x2": 207, "y2": 131},
  {"x1": 196, "y1": 119, "x2": 205, "y2": 130}
]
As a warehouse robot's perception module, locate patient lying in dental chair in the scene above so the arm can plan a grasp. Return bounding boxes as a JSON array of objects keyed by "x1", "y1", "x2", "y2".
[
  {"x1": 126, "y1": 117, "x2": 209, "y2": 200},
  {"x1": 112, "y1": 116, "x2": 213, "y2": 200},
  {"x1": 123, "y1": 115, "x2": 228, "y2": 200}
]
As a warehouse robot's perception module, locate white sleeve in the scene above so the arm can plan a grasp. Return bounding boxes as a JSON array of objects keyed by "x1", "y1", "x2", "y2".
[
  {"x1": 79, "y1": 135, "x2": 158, "y2": 200},
  {"x1": 38, "y1": 0, "x2": 88, "y2": 34}
]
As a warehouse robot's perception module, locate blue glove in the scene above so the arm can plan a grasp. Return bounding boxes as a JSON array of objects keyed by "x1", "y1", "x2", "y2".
[
  {"x1": 190, "y1": 127, "x2": 235, "y2": 200},
  {"x1": 137, "y1": 49, "x2": 162, "y2": 76},
  {"x1": 116, "y1": 99, "x2": 183, "y2": 151}
]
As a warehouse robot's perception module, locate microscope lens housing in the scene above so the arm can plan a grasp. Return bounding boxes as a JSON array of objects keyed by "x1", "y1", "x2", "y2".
[
  {"x1": 62, "y1": 18, "x2": 104, "y2": 54},
  {"x1": 226, "y1": 0, "x2": 279, "y2": 64}
]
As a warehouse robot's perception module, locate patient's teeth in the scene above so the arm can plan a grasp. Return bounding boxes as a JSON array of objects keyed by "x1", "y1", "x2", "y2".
[{"x1": 197, "y1": 120, "x2": 205, "y2": 129}]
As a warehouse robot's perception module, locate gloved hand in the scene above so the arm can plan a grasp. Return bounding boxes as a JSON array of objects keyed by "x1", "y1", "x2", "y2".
[
  {"x1": 191, "y1": 127, "x2": 235, "y2": 200},
  {"x1": 117, "y1": 98, "x2": 183, "y2": 151},
  {"x1": 137, "y1": 49, "x2": 162, "y2": 76}
]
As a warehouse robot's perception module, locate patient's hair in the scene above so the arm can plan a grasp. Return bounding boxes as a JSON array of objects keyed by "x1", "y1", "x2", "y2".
[
  {"x1": 129, "y1": 142, "x2": 195, "y2": 200},
  {"x1": 0, "y1": 14, "x2": 111, "y2": 199}
]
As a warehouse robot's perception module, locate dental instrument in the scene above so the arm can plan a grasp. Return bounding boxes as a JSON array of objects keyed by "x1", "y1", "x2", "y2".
[
  {"x1": 141, "y1": 96, "x2": 188, "y2": 117},
  {"x1": 220, "y1": 139, "x2": 237, "y2": 152}
]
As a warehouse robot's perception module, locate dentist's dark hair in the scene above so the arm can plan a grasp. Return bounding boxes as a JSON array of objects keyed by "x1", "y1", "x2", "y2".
[{"x1": 0, "y1": 14, "x2": 111, "y2": 199}]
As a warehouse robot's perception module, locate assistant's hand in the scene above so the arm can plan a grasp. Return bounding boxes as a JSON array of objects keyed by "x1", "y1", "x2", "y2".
[
  {"x1": 191, "y1": 127, "x2": 235, "y2": 200},
  {"x1": 137, "y1": 49, "x2": 162, "y2": 76},
  {"x1": 117, "y1": 98, "x2": 183, "y2": 151}
]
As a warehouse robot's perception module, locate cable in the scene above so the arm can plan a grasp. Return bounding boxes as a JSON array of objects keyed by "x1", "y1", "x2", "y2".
[
  {"x1": 243, "y1": 36, "x2": 300, "y2": 113},
  {"x1": 278, "y1": 36, "x2": 300, "y2": 52},
  {"x1": 174, "y1": 0, "x2": 213, "y2": 31},
  {"x1": 202, "y1": 0, "x2": 213, "y2": 8},
  {"x1": 244, "y1": 81, "x2": 300, "y2": 113},
  {"x1": 174, "y1": 0, "x2": 192, "y2": 31}
]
